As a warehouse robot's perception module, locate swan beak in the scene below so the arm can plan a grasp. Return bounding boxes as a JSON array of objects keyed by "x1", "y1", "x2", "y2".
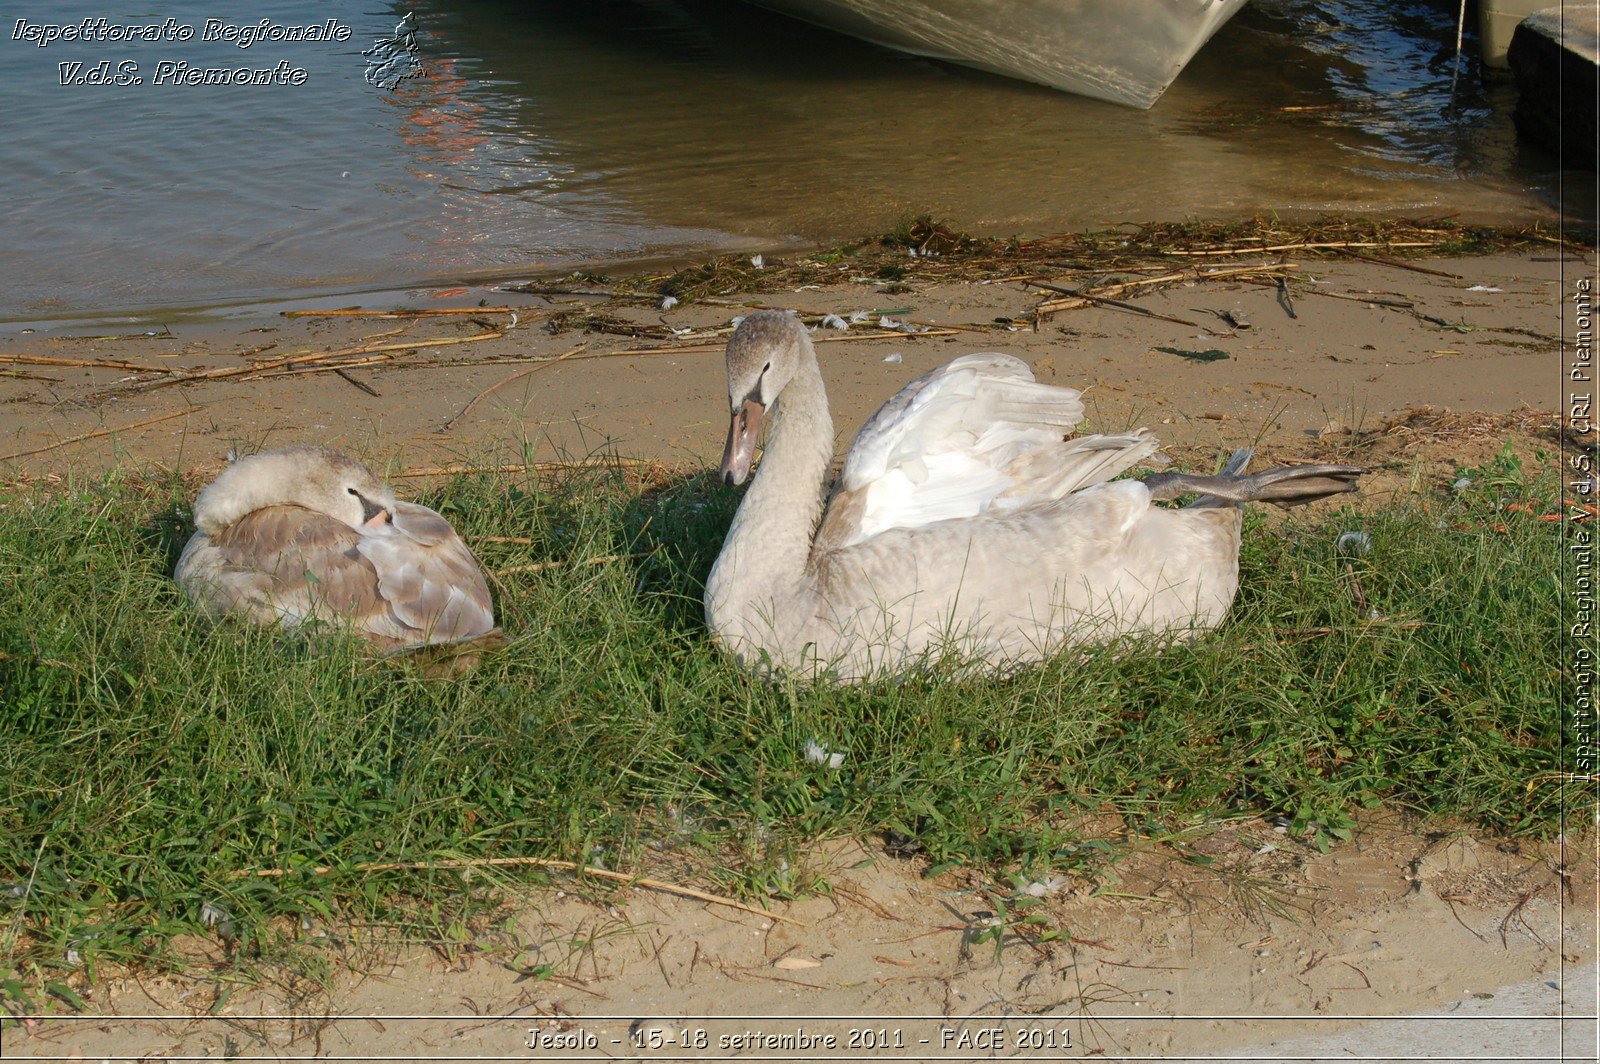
[
  {"x1": 356, "y1": 493, "x2": 391, "y2": 527},
  {"x1": 719, "y1": 399, "x2": 764, "y2": 486}
]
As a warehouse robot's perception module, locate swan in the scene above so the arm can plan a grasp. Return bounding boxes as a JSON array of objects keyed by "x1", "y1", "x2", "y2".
[
  {"x1": 175, "y1": 446, "x2": 497, "y2": 651},
  {"x1": 704, "y1": 311, "x2": 1362, "y2": 680}
]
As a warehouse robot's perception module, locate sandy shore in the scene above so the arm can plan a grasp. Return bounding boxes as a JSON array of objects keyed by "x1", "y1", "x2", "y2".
[
  {"x1": 2, "y1": 244, "x2": 1593, "y2": 1060},
  {"x1": 0, "y1": 250, "x2": 1580, "y2": 486},
  {"x1": 7, "y1": 821, "x2": 1593, "y2": 1060}
]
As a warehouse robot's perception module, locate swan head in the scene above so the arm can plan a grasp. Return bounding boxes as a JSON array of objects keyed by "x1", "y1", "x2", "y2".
[
  {"x1": 719, "y1": 311, "x2": 809, "y2": 486},
  {"x1": 192, "y1": 446, "x2": 398, "y2": 535}
]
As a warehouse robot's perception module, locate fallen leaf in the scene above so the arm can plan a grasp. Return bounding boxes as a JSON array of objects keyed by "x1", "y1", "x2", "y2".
[{"x1": 774, "y1": 956, "x2": 822, "y2": 970}]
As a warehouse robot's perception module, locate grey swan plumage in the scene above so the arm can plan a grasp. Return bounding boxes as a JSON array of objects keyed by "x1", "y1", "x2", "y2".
[
  {"x1": 175, "y1": 446, "x2": 497, "y2": 651},
  {"x1": 704, "y1": 311, "x2": 1362, "y2": 681}
]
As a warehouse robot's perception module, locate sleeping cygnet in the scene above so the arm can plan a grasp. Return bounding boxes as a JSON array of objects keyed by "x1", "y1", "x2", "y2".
[{"x1": 175, "y1": 446, "x2": 498, "y2": 653}]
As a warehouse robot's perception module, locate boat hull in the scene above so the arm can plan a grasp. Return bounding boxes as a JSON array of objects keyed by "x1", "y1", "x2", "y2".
[{"x1": 747, "y1": 0, "x2": 1249, "y2": 107}]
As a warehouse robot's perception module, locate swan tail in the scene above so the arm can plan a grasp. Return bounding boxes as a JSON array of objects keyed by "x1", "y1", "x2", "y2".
[{"x1": 1145, "y1": 457, "x2": 1365, "y2": 509}]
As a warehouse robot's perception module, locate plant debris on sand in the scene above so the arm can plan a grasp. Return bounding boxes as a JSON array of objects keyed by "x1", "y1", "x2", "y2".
[{"x1": 550, "y1": 214, "x2": 1582, "y2": 307}]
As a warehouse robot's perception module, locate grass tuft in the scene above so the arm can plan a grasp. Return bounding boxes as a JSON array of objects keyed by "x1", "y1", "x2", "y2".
[{"x1": 0, "y1": 447, "x2": 1571, "y2": 992}]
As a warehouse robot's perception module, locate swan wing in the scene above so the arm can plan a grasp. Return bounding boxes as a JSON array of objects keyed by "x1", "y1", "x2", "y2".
[
  {"x1": 356, "y1": 501, "x2": 496, "y2": 644},
  {"x1": 818, "y1": 355, "x2": 1157, "y2": 550}
]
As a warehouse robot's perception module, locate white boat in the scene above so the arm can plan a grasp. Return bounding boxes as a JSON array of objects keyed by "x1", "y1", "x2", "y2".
[{"x1": 745, "y1": 0, "x2": 1250, "y2": 107}]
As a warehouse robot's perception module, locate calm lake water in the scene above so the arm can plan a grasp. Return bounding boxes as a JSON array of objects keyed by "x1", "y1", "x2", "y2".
[{"x1": 0, "y1": 0, "x2": 1587, "y2": 323}]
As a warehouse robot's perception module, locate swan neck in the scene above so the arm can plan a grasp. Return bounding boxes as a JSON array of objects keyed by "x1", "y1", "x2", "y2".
[{"x1": 707, "y1": 338, "x2": 833, "y2": 627}]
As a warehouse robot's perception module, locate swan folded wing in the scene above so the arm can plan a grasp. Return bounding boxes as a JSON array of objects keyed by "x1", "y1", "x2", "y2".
[
  {"x1": 840, "y1": 354, "x2": 1084, "y2": 491},
  {"x1": 823, "y1": 355, "x2": 1153, "y2": 550},
  {"x1": 187, "y1": 505, "x2": 413, "y2": 642},
  {"x1": 357, "y1": 502, "x2": 495, "y2": 645}
]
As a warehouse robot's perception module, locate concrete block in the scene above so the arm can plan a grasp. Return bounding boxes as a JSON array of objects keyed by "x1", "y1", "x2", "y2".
[{"x1": 1509, "y1": 5, "x2": 1599, "y2": 166}]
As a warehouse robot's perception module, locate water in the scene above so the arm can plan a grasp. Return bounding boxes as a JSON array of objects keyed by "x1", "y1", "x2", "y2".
[{"x1": 0, "y1": 0, "x2": 1586, "y2": 323}]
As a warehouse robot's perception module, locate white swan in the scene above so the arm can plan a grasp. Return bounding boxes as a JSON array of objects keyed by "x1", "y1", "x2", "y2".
[
  {"x1": 175, "y1": 446, "x2": 497, "y2": 651},
  {"x1": 704, "y1": 312, "x2": 1362, "y2": 680}
]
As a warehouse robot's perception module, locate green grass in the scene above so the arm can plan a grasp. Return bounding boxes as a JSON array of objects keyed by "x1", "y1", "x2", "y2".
[{"x1": 0, "y1": 444, "x2": 1575, "y2": 1000}]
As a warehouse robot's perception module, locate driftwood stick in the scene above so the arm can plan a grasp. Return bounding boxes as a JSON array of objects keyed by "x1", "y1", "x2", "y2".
[
  {"x1": 1164, "y1": 240, "x2": 1437, "y2": 257},
  {"x1": 499, "y1": 286, "x2": 624, "y2": 299},
  {"x1": 50, "y1": 329, "x2": 175, "y2": 342},
  {"x1": 0, "y1": 354, "x2": 166, "y2": 373},
  {"x1": 1025, "y1": 281, "x2": 1199, "y2": 327},
  {"x1": 1328, "y1": 247, "x2": 1463, "y2": 279},
  {"x1": 1037, "y1": 263, "x2": 1298, "y2": 311},
  {"x1": 1195, "y1": 262, "x2": 1301, "y2": 280},
  {"x1": 356, "y1": 327, "x2": 408, "y2": 343},
  {"x1": 818, "y1": 327, "x2": 958, "y2": 343},
  {"x1": 107, "y1": 332, "x2": 504, "y2": 396},
  {"x1": 333, "y1": 368, "x2": 381, "y2": 397},
  {"x1": 1232, "y1": 277, "x2": 1416, "y2": 308},
  {"x1": 0, "y1": 408, "x2": 202, "y2": 463},
  {"x1": 439, "y1": 344, "x2": 588, "y2": 433},
  {"x1": 281, "y1": 307, "x2": 520, "y2": 318},
  {"x1": 234, "y1": 854, "x2": 803, "y2": 925},
  {"x1": 611, "y1": 328, "x2": 957, "y2": 357},
  {"x1": 253, "y1": 354, "x2": 398, "y2": 381},
  {"x1": 1086, "y1": 271, "x2": 1188, "y2": 297},
  {"x1": 1085, "y1": 265, "x2": 1282, "y2": 298}
]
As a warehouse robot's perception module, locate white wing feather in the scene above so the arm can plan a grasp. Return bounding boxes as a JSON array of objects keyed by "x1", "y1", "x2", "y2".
[{"x1": 831, "y1": 354, "x2": 1158, "y2": 548}]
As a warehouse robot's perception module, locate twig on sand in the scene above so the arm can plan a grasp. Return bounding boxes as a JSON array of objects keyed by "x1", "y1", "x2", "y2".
[
  {"x1": 0, "y1": 369, "x2": 63, "y2": 383},
  {"x1": 357, "y1": 327, "x2": 408, "y2": 342},
  {"x1": 438, "y1": 344, "x2": 588, "y2": 433},
  {"x1": 1163, "y1": 240, "x2": 1437, "y2": 257},
  {"x1": 607, "y1": 328, "x2": 958, "y2": 358},
  {"x1": 1035, "y1": 263, "x2": 1298, "y2": 314},
  {"x1": 393, "y1": 457, "x2": 652, "y2": 479},
  {"x1": 281, "y1": 307, "x2": 521, "y2": 318},
  {"x1": 255, "y1": 354, "x2": 398, "y2": 381},
  {"x1": 1102, "y1": 261, "x2": 1298, "y2": 298},
  {"x1": 0, "y1": 408, "x2": 201, "y2": 462},
  {"x1": 1025, "y1": 280, "x2": 1199, "y2": 327},
  {"x1": 333, "y1": 368, "x2": 381, "y2": 397},
  {"x1": 1328, "y1": 247, "x2": 1463, "y2": 279},
  {"x1": 504, "y1": 287, "x2": 624, "y2": 298},
  {"x1": 235, "y1": 855, "x2": 804, "y2": 925},
  {"x1": 0, "y1": 354, "x2": 166, "y2": 373},
  {"x1": 1276, "y1": 276, "x2": 1298, "y2": 319},
  {"x1": 101, "y1": 331, "x2": 504, "y2": 397},
  {"x1": 1232, "y1": 277, "x2": 1415, "y2": 308}
]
